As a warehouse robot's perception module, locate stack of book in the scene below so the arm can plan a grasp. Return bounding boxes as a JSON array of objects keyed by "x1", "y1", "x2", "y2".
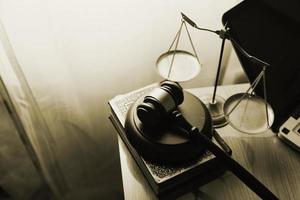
[{"x1": 108, "y1": 84, "x2": 227, "y2": 199}]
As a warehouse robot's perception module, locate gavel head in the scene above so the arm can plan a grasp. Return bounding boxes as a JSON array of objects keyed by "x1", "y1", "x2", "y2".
[{"x1": 136, "y1": 81, "x2": 184, "y2": 126}]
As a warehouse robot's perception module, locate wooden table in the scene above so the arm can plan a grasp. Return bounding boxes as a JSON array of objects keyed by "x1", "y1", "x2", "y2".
[{"x1": 117, "y1": 84, "x2": 300, "y2": 200}]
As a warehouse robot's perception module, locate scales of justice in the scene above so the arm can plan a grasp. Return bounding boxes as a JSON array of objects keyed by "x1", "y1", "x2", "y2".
[{"x1": 156, "y1": 13, "x2": 274, "y2": 134}]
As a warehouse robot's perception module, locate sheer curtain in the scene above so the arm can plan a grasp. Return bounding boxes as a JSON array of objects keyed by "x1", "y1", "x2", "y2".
[{"x1": 0, "y1": 20, "x2": 67, "y2": 198}]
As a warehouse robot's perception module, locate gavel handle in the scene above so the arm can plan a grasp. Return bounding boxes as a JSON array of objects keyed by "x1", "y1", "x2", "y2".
[{"x1": 171, "y1": 111, "x2": 279, "y2": 200}]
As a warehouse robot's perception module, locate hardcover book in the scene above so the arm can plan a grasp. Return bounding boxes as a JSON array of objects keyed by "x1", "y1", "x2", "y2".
[{"x1": 108, "y1": 84, "x2": 227, "y2": 199}]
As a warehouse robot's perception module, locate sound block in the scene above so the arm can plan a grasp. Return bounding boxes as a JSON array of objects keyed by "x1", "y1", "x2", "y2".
[{"x1": 125, "y1": 90, "x2": 213, "y2": 164}]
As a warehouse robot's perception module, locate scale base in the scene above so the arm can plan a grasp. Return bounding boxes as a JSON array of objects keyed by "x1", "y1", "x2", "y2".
[{"x1": 201, "y1": 95, "x2": 228, "y2": 128}]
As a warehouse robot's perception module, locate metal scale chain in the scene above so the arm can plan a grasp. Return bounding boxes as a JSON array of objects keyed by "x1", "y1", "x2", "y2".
[{"x1": 167, "y1": 20, "x2": 200, "y2": 78}]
